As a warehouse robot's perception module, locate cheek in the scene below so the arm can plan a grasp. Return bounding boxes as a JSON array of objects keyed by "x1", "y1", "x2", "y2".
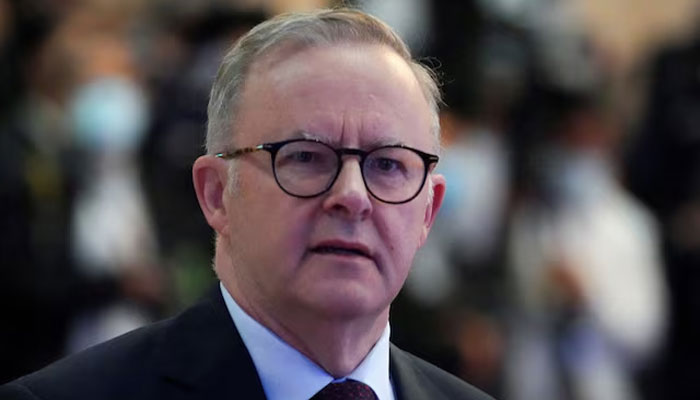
[
  {"x1": 226, "y1": 198, "x2": 316, "y2": 303},
  {"x1": 234, "y1": 168, "x2": 311, "y2": 244},
  {"x1": 375, "y1": 206, "x2": 425, "y2": 278},
  {"x1": 247, "y1": 198, "x2": 315, "y2": 264},
  {"x1": 271, "y1": 210, "x2": 313, "y2": 253},
  {"x1": 226, "y1": 181, "x2": 309, "y2": 266}
]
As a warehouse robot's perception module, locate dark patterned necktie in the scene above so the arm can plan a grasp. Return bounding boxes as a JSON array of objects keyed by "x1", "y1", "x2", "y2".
[{"x1": 310, "y1": 379, "x2": 378, "y2": 400}]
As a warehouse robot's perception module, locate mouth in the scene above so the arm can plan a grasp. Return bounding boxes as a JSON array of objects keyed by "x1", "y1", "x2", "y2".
[{"x1": 309, "y1": 242, "x2": 373, "y2": 260}]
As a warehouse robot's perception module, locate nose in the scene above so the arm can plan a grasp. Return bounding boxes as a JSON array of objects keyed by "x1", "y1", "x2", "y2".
[{"x1": 321, "y1": 158, "x2": 373, "y2": 220}]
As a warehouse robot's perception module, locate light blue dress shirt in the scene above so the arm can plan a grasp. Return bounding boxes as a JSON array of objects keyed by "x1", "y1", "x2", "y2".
[{"x1": 220, "y1": 283, "x2": 396, "y2": 400}]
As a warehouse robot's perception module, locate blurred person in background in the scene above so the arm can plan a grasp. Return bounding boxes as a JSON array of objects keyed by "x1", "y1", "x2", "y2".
[
  {"x1": 0, "y1": 0, "x2": 165, "y2": 383},
  {"x1": 60, "y1": 3, "x2": 166, "y2": 353},
  {"x1": 407, "y1": 100, "x2": 511, "y2": 396},
  {"x1": 459, "y1": 3, "x2": 673, "y2": 398},
  {"x1": 505, "y1": 89, "x2": 668, "y2": 400},
  {"x1": 392, "y1": 3, "x2": 529, "y2": 397}
]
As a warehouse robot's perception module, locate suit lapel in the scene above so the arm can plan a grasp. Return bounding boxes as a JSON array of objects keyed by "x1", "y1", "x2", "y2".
[
  {"x1": 152, "y1": 286, "x2": 267, "y2": 400},
  {"x1": 389, "y1": 344, "x2": 434, "y2": 400},
  {"x1": 149, "y1": 288, "x2": 468, "y2": 400}
]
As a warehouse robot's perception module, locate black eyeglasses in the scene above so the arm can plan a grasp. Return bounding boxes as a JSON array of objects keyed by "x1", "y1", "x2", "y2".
[{"x1": 215, "y1": 138, "x2": 439, "y2": 204}]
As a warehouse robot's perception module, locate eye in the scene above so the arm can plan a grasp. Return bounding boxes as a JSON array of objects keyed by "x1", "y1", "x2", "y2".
[
  {"x1": 375, "y1": 158, "x2": 401, "y2": 172},
  {"x1": 367, "y1": 156, "x2": 405, "y2": 175},
  {"x1": 277, "y1": 146, "x2": 334, "y2": 170},
  {"x1": 290, "y1": 151, "x2": 316, "y2": 163}
]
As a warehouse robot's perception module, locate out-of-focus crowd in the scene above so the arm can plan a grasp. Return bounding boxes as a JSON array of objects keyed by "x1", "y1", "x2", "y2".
[{"x1": 1, "y1": 0, "x2": 699, "y2": 399}]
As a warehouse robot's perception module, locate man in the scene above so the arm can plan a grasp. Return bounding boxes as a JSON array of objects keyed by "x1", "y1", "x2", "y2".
[{"x1": 1, "y1": 9, "x2": 493, "y2": 400}]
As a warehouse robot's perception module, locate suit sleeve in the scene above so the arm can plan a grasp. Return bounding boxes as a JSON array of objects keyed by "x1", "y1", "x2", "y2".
[{"x1": 0, "y1": 383, "x2": 43, "y2": 400}]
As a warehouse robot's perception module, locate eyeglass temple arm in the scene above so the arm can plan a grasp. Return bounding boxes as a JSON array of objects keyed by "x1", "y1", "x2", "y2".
[{"x1": 215, "y1": 144, "x2": 265, "y2": 159}]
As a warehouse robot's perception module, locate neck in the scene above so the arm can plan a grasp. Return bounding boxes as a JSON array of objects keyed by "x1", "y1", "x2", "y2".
[
  {"x1": 262, "y1": 306, "x2": 389, "y2": 377},
  {"x1": 214, "y1": 241, "x2": 389, "y2": 377}
]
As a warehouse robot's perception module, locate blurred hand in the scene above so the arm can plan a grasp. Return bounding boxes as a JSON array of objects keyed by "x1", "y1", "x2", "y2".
[
  {"x1": 455, "y1": 312, "x2": 504, "y2": 388},
  {"x1": 547, "y1": 259, "x2": 586, "y2": 309},
  {"x1": 119, "y1": 264, "x2": 168, "y2": 307}
]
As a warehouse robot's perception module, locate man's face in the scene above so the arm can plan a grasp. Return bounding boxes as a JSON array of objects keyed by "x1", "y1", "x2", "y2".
[{"x1": 217, "y1": 43, "x2": 444, "y2": 320}]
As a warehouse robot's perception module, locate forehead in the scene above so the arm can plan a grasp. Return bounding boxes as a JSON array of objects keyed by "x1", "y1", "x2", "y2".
[{"x1": 234, "y1": 43, "x2": 434, "y2": 149}]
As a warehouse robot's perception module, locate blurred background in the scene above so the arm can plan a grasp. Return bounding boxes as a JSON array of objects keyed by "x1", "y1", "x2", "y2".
[{"x1": 1, "y1": 0, "x2": 699, "y2": 399}]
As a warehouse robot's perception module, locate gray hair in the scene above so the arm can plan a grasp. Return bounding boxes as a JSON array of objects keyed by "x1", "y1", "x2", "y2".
[{"x1": 205, "y1": 8, "x2": 442, "y2": 155}]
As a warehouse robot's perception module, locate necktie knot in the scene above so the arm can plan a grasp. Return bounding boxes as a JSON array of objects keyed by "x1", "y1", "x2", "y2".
[{"x1": 310, "y1": 379, "x2": 378, "y2": 400}]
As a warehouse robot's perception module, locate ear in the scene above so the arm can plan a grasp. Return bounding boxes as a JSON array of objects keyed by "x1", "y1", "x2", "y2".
[
  {"x1": 418, "y1": 173, "x2": 446, "y2": 248},
  {"x1": 192, "y1": 155, "x2": 230, "y2": 235}
]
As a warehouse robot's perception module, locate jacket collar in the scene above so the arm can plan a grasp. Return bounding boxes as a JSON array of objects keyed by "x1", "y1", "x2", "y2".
[
  {"x1": 390, "y1": 343, "x2": 435, "y2": 400},
  {"x1": 150, "y1": 285, "x2": 449, "y2": 400},
  {"x1": 152, "y1": 286, "x2": 266, "y2": 399}
]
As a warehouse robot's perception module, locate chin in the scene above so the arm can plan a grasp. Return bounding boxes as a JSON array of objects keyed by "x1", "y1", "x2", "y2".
[{"x1": 302, "y1": 282, "x2": 388, "y2": 319}]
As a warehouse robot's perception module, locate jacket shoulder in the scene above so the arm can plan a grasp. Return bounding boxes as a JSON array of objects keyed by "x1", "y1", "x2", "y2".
[
  {"x1": 1, "y1": 287, "x2": 251, "y2": 400},
  {"x1": 0, "y1": 382, "x2": 42, "y2": 400},
  {"x1": 2, "y1": 317, "x2": 174, "y2": 400},
  {"x1": 390, "y1": 344, "x2": 495, "y2": 400}
]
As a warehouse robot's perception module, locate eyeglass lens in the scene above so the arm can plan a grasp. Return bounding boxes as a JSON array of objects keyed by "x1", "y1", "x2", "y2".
[{"x1": 273, "y1": 140, "x2": 427, "y2": 203}]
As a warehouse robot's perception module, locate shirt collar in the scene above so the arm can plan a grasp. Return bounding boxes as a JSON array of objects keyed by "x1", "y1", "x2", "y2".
[{"x1": 220, "y1": 282, "x2": 394, "y2": 400}]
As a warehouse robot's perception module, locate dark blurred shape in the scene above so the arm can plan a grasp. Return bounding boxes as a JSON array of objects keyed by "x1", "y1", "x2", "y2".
[
  {"x1": 429, "y1": 0, "x2": 484, "y2": 119},
  {"x1": 626, "y1": 37, "x2": 700, "y2": 220},
  {"x1": 0, "y1": 0, "x2": 56, "y2": 122},
  {"x1": 625, "y1": 33, "x2": 700, "y2": 399},
  {"x1": 0, "y1": 13, "x2": 121, "y2": 381},
  {"x1": 141, "y1": 6, "x2": 266, "y2": 307}
]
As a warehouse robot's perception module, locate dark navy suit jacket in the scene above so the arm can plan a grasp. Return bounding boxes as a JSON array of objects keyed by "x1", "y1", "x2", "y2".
[{"x1": 0, "y1": 287, "x2": 493, "y2": 400}]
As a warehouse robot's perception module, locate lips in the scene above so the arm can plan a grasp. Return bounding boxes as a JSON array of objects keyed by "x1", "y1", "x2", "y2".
[{"x1": 309, "y1": 241, "x2": 373, "y2": 259}]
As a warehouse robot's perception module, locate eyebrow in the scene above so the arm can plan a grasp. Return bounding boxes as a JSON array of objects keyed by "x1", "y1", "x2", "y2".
[
  {"x1": 299, "y1": 130, "x2": 325, "y2": 141},
  {"x1": 295, "y1": 130, "x2": 405, "y2": 148}
]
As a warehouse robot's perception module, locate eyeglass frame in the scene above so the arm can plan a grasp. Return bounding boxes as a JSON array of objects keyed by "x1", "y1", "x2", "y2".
[{"x1": 214, "y1": 138, "x2": 440, "y2": 204}]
